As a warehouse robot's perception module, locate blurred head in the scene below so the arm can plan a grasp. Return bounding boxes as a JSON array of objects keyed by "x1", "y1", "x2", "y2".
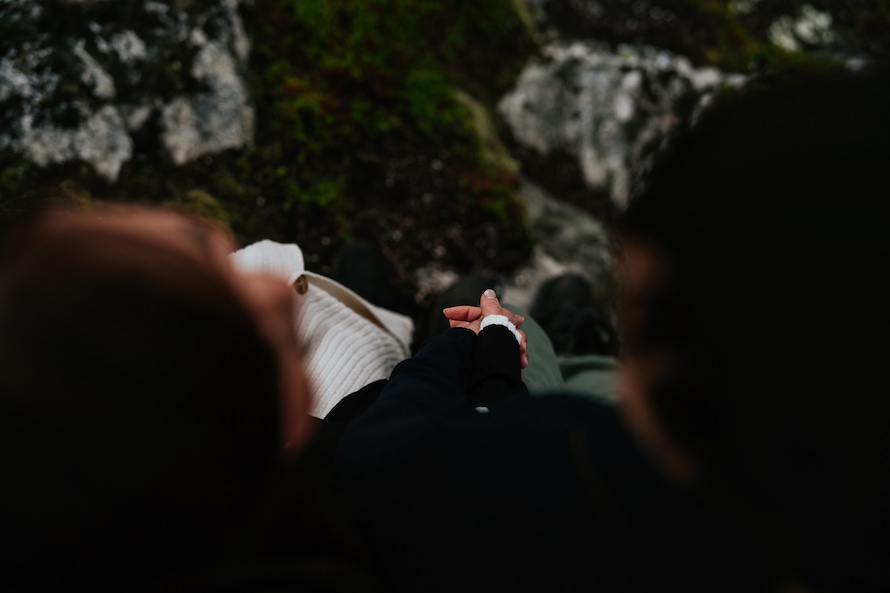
[
  {"x1": 0, "y1": 205, "x2": 312, "y2": 590},
  {"x1": 616, "y1": 70, "x2": 890, "y2": 590}
]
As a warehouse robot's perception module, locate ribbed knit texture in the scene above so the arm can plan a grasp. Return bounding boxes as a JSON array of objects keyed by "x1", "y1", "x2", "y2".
[
  {"x1": 479, "y1": 314, "x2": 522, "y2": 343},
  {"x1": 231, "y1": 240, "x2": 413, "y2": 418},
  {"x1": 296, "y1": 284, "x2": 408, "y2": 417}
]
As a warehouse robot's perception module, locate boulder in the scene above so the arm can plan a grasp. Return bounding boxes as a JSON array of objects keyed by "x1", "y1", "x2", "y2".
[
  {"x1": 521, "y1": 0, "x2": 733, "y2": 64},
  {"x1": 502, "y1": 177, "x2": 613, "y2": 311},
  {"x1": 0, "y1": 0, "x2": 253, "y2": 181},
  {"x1": 730, "y1": 1, "x2": 887, "y2": 60},
  {"x1": 498, "y1": 41, "x2": 745, "y2": 210},
  {"x1": 523, "y1": 0, "x2": 886, "y2": 64}
]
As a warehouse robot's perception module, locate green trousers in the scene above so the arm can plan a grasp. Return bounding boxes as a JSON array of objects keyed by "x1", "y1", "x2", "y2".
[{"x1": 509, "y1": 305, "x2": 619, "y2": 404}]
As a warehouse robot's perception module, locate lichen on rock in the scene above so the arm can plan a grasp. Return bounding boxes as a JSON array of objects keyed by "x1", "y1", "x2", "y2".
[
  {"x1": 498, "y1": 41, "x2": 745, "y2": 210},
  {"x1": 23, "y1": 106, "x2": 132, "y2": 181},
  {"x1": 0, "y1": 0, "x2": 254, "y2": 181},
  {"x1": 767, "y1": 5, "x2": 837, "y2": 52},
  {"x1": 161, "y1": 40, "x2": 254, "y2": 166}
]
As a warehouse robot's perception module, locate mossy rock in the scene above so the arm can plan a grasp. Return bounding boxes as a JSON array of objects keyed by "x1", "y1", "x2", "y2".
[{"x1": 2, "y1": 0, "x2": 537, "y2": 328}]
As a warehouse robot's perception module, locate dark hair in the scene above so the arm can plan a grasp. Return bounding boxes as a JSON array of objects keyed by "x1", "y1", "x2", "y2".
[
  {"x1": 0, "y1": 207, "x2": 282, "y2": 591},
  {"x1": 617, "y1": 69, "x2": 890, "y2": 591}
]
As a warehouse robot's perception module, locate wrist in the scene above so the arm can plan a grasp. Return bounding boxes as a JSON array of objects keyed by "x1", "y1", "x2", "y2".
[{"x1": 479, "y1": 314, "x2": 522, "y2": 344}]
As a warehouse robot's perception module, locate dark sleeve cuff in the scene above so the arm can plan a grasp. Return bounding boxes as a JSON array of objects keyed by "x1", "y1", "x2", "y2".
[{"x1": 467, "y1": 324, "x2": 528, "y2": 407}]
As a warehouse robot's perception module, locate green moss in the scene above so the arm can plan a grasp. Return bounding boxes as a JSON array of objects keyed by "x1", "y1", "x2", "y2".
[
  {"x1": 58, "y1": 179, "x2": 93, "y2": 205},
  {"x1": 453, "y1": 90, "x2": 518, "y2": 175},
  {"x1": 688, "y1": 0, "x2": 758, "y2": 67},
  {"x1": 510, "y1": 0, "x2": 539, "y2": 42},
  {"x1": 245, "y1": 0, "x2": 534, "y2": 265},
  {"x1": 169, "y1": 189, "x2": 233, "y2": 229},
  {"x1": 0, "y1": 165, "x2": 31, "y2": 215}
]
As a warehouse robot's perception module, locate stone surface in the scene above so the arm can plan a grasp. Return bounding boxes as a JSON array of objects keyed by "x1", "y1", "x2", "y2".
[
  {"x1": 762, "y1": 4, "x2": 837, "y2": 53},
  {"x1": 498, "y1": 41, "x2": 745, "y2": 209},
  {"x1": 730, "y1": 1, "x2": 887, "y2": 60},
  {"x1": 502, "y1": 177, "x2": 613, "y2": 311},
  {"x1": 0, "y1": 0, "x2": 253, "y2": 181},
  {"x1": 522, "y1": 0, "x2": 730, "y2": 64},
  {"x1": 411, "y1": 177, "x2": 613, "y2": 312},
  {"x1": 526, "y1": 0, "x2": 887, "y2": 63}
]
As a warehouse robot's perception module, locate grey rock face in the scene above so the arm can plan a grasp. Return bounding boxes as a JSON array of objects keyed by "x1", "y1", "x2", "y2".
[
  {"x1": 0, "y1": 0, "x2": 253, "y2": 181},
  {"x1": 729, "y1": 1, "x2": 883, "y2": 60},
  {"x1": 502, "y1": 177, "x2": 613, "y2": 311},
  {"x1": 498, "y1": 41, "x2": 745, "y2": 208},
  {"x1": 525, "y1": 0, "x2": 722, "y2": 65},
  {"x1": 410, "y1": 177, "x2": 614, "y2": 312}
]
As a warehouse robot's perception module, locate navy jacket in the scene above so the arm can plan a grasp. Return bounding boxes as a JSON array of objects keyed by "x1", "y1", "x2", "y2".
[{"x1": 338, "y1": 327, "x2": 770, "y2": 592}]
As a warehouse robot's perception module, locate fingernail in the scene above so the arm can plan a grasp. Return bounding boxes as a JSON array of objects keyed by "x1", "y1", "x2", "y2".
[{"x1": 483, "y1": 288, "x2": 496, "y2": 299}]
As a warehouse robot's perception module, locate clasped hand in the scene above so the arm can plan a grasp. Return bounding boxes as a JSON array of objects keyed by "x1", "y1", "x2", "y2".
[{"x1": 442, "y1": 289, "x2": 529, "y2": 369}]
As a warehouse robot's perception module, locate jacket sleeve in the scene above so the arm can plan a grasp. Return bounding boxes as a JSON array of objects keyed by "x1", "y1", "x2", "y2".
[
  {"x1": 337, "y1": 328, "x2": 476, "y2": 472},
  {"x1": 467, "y1": 324, "x2": 528, "y2": 407},
  {"x1": 376, "y1": 327, "x2": 476, "y2": 407}
]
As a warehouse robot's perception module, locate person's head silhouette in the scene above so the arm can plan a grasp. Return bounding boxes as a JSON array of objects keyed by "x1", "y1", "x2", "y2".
[
  {"x1": 0, "y1": 206, "x2": 314, "y2": 591},
  {"x1": 616, "y1": 69, "x2": 890, "y2": 592}
]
